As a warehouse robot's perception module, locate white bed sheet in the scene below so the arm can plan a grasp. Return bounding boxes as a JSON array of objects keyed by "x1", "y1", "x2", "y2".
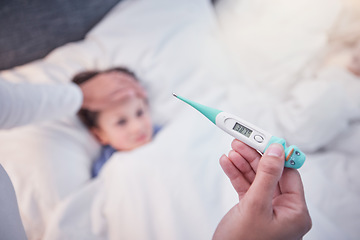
[{"x1": 1, "y1": 0, "x2": 360, "y2": 239}]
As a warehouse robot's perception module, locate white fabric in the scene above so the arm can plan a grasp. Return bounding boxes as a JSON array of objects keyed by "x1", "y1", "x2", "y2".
[
  {"x1": 44, "y1": 116, "x2": 235, "y2": 240},
  {"x1": 0, "y1": 82, "x2": 98, "y2": 239},
  {"x1": 215, "y1": 0, "x2": 341, "y2": 90},
  {"x1": 1, "y1": 0, "x2": 360, "y2": 239},
  {"x1": 0, "y1": 80, "x2": 82, "y2": 129},
  {"x1": 0, "y1": 77, "x2": 82, "y2": 240},
  {"x1": 216, "y1": 0, "x2": 360, "y2": 152}
]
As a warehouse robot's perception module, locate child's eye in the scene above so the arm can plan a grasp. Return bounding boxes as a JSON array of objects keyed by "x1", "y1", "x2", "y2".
[
  {"x1": 136, "y1": 109, "x2": 144, "y2": 117},
  {"x1": 117, "y1": 119, "x2": 127, "y2": 125}
]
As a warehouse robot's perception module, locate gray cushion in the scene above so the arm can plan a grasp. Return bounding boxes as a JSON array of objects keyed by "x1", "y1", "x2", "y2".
[
  {"x1": 0, "y1": 164, "x2": 27, "y2": 240},
  {"x1": 0, "y1": 0, "x2": 122, "y2": 70}
]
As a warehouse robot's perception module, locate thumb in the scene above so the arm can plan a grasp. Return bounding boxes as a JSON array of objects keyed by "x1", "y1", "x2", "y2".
[{"x1": 246, "y1": 144, "x2": 285, "y2": 207}]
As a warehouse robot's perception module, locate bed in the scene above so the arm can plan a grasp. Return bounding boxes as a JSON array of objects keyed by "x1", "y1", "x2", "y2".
[{"x1": 0, "y1": 0, "x2": 359, "y2": 239}]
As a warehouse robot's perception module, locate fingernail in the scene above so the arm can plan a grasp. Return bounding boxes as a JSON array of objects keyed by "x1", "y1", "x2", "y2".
[{"x1": 265, "y1": 144, "x2": 283, "y2": 157}]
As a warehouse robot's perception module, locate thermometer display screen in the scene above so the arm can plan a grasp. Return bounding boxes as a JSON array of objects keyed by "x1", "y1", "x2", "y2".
[{"x1": 233, "y1": 123, "x2": 252, "y2": 138}]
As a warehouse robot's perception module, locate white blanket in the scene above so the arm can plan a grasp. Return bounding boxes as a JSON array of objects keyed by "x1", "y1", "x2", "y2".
[{"x1": 1, "y1": 0, "x2": 360, "y2": 239}]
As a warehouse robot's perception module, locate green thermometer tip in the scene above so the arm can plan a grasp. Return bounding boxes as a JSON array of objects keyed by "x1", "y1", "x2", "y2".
[{"x1": 172, "y1": 93, "x2": 222, "y2": 124}]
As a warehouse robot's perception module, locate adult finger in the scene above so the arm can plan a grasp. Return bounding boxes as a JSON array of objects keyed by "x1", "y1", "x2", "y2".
[
  {"x1": 113, "y1": 73, "x2": 147, "y2": 98},
  {"x1": 116, "y1": 80, "x2": 147, "y2": 99},
  {"x1": 100, "y1": 72, "x2": 141, "y2": 93},
  {"x1": 108, "y1": 88, "x2": 136, "y2": 103},
  {"x1": 106, "y1": 80, "x2": 145, "y2": 99},
  {"x1": 278, "y1": 168, "x2": 306, "y2": 201},
  {"x1": 227, "y1": 150, "x2": 256, "y2": 184},
  {"x1": 246, "y1": 144, "x2": 285, "y2": 208},
  {"x1": 231, "y1": 139, "x2": 261, "y2": 172},
  {"x1": 231, "y1": 140, "x2": 282, "y2": 197},
  {"x1": 130, "y1": 81, "x2": 147, "y2": 98},
  {"x1": 219, "y1": 154, "x2": 250, "y2": 199}
]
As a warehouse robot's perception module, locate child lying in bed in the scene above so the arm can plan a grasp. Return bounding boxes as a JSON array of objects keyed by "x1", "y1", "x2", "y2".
[{"x1": 73, "y1": 67, "x2": 160, "y2": 177}]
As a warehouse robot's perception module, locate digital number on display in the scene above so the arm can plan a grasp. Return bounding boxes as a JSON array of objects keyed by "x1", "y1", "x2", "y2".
[{"x1": 233, "y1": 122, "x2": 252, "y2": 138}]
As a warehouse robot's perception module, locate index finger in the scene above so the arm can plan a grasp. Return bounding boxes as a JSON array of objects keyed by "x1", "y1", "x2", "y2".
[
  {"x1": 219, "y1": 154, "x2": 251, "y2": 199},
  {"x1": 231, "y1": 139, "x2": 261, "y2": 172},
  {"x1": 114, "y1": 74, "x2": 147, "y2": 98}
]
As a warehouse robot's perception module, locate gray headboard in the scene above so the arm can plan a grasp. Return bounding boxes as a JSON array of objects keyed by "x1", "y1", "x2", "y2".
[{"x1": 0, "y1": 0, "x2": 122, "y2": 70}]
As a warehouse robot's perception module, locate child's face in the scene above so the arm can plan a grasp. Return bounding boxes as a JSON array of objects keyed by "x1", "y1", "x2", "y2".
[{"x1": 92, "y1": 96, "x2": 153, "y2": 151}]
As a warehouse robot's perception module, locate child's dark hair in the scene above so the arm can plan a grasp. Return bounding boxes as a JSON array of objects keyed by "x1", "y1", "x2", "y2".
[{"x1": 72, "y1": 67, "x2": 138, "y2": 129}]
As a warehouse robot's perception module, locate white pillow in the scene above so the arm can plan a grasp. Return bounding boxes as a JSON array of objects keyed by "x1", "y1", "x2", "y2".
[
  {"x1": 84, "y1": 0, "x2": 239, "y2": 124},
  {"x1": 214, "y1": 0, "x2": 341, "y2": 91},
  {"x1": 0, "y1": 118, "x2": 100, "y2": 239},
  {"x1": 213, "y1": 0, "x2": 357, "y2": 153}
]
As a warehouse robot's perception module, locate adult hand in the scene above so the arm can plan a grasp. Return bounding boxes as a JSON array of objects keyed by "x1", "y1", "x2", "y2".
[
  {"x1": 80, "y1": 71, "x2": 147, "y2": 111},
  {"x1": 213, "y1": 140, "x2": 312, "y2": 240}
]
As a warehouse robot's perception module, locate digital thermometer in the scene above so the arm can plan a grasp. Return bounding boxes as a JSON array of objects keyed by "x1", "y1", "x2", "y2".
[{"x1": 173, "y1": 94, "x2": 305, "y2": 169}]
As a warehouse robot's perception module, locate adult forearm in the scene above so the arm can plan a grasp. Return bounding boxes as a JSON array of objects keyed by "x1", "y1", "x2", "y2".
[{"x1": 0, "y1": 81, "x2": 82, "y2": 129}]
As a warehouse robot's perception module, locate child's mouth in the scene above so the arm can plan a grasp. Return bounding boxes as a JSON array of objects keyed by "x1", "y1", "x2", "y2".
[{"x1": 135, "y1": 134, "x2": 148, "y2": 143}]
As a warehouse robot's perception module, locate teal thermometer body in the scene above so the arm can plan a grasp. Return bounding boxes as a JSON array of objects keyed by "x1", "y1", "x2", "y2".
[{"x1": 173, "y1": 94, "x2": 305, "y2": 169}]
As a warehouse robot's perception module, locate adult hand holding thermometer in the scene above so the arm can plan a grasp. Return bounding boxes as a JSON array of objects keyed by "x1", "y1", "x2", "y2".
[{"x1": 173, "y1": 93, "x2": 305, "y2": 169}]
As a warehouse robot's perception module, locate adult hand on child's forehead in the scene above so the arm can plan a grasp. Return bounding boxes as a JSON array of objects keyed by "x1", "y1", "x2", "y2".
[{"x1": 80, "y1": 71, "x2": 147, "y2": 111}]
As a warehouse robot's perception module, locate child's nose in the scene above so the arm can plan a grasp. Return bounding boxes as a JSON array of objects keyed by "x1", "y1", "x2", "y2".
[{"x1": 130, "y1": 119, "x2": 143, "y2": 133}]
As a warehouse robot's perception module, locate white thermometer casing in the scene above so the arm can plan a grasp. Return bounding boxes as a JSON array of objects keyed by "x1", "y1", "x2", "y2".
[{"x1": 215, "y1": 112, "x2": 272, "y2": 153}]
